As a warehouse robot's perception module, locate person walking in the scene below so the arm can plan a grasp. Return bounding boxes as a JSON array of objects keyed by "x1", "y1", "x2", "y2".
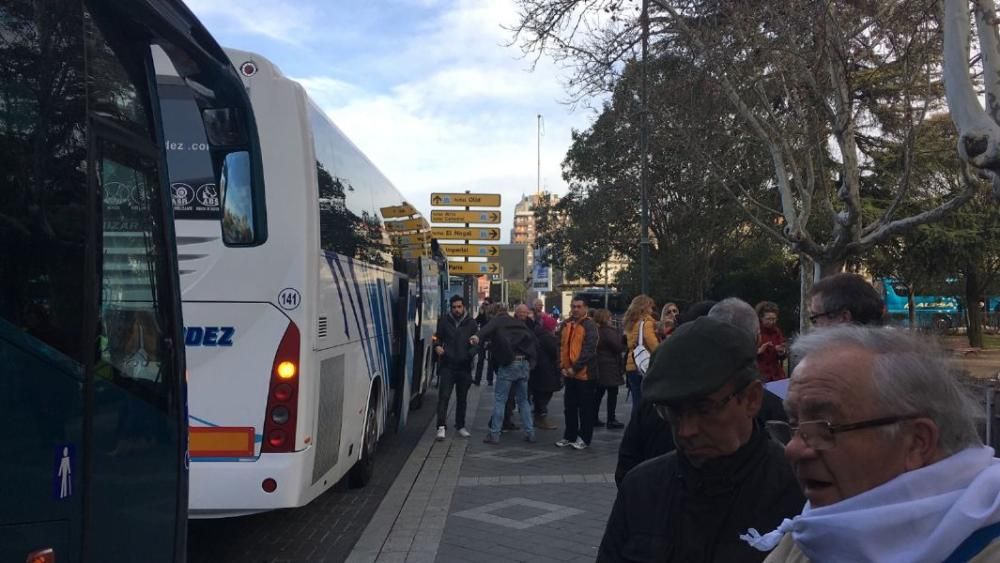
[
  {"x1": 555, "y1": 296, "x2": 599, "y2": 450},
  {"x1": 530, "y1": 314, "x2": 561, "y2": 430},
  {"x1": 473, "y1": 298, "x2": 495, "y2": 385},
  {"x1": 593, "y1": 309, "x2": 625, "y2": 429},
  {"x1": 755, "y1": 301, "x2": 787, "y2": 382},
  {"x1": 472, "y1": 303, "x2": 538, "y2": 444},
  {"x1": 433, "y1": 295, "x2": 478, "y2": 441},
  {"x1": 623, "y1": 295, "x2": 659, "y2": 410}
]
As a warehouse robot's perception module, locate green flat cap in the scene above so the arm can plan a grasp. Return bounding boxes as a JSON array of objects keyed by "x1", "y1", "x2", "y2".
[{"x1": 642, "y1": 316, "x2": 758, "y2": 404}]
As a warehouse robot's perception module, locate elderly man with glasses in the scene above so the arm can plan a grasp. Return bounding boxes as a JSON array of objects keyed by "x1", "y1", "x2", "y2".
[
  {"x1": 743, "y1": 325, "x2": 1000, "y2": 563},
  {"x1": 599, "y1": 317, "x2": 804, "y2": 563}
]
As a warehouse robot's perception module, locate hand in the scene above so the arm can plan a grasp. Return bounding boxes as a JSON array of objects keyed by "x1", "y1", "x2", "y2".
[
  {"x1": 469, "y1": 335, "x2": 480, "y2": 345},
  {"x1": 435, "y1": 346, "x2": 445, "y2": 357},
  {"x1": 757, "y1": 342, "x2": 772, "y2": 354},
  {"x1": 775, "y1": 344, "x2": 787, "y2": 355}
]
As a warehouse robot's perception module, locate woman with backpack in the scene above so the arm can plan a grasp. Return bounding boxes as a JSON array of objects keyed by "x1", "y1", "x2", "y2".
[
  {"x1": 593, "y1": 309, "x2": 625, "y2": 429},
  {"x1": 623, "y1": 295, "x2": 659, "y2": 410}
]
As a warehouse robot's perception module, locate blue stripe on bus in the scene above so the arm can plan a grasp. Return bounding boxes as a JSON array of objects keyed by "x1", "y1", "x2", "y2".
[
  {"x1": 346, "y1": 257, "x2": 377, "y2": 376},
  {"x1": 331, "y1": 254, "x2": 372, "y2": 376},
  {"x1": 189, "y1": 415, "x2": 219, "y2": 427},
  {"x1": 325, "y1": 253, "x2": 351, "y2": 339}
]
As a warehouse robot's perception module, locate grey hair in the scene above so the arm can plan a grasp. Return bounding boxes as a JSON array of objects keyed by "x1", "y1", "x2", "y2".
[
  {"x1": 791, "y1": 325, "x2": 983, "y2": 456},
  {"x1": 708, "y1": 297, "x2": 761, "y2": 344}
]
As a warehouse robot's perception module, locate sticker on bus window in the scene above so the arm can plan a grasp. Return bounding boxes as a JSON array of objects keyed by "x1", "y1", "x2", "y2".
[{"x1": 53, "y1": 444, "x2": 75, "y2": 500}]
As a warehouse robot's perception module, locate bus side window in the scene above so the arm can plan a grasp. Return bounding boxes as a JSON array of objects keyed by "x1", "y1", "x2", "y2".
[{"x1": 0, "y1": 0, "x2": 88, "y2": 363}]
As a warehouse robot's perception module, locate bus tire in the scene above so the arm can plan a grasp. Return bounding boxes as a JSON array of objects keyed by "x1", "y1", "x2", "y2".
[{"x1": 349, "y1": 397, "x2": 378, "y2": 488}]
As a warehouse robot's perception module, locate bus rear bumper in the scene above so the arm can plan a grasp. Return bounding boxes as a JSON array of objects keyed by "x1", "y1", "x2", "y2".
[{"x1": 188, "y1": 447, "x2": 314, "y2": 518}]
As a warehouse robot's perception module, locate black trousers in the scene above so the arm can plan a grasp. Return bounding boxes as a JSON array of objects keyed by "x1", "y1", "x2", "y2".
[
  {"x1": 594, "y1": 385, "x2": 619, "y2": 422},
  {"x1": 474, "y1": 348, "x2": 495, "y2": 384},
  {"x1": 437, "y1": 366, "x2": 472, "y2": 429},
  {"x1": 563, "y1": 378, "x2": 597, "y2": 444},
  {"x1": 533, "y1": 390, "x2": 553, "y2": 416}
]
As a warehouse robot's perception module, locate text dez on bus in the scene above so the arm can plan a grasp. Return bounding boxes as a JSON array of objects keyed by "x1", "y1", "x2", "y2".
[
  {"x1": 156, "y1": 48, "x2": 441, "y2": 517},
  {"x1": 0, "y1": 1, "x2": 264, "y2": 561}
]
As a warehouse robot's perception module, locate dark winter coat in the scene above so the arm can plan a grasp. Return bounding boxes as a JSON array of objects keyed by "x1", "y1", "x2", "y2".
[
  {"x1": 434, "y1": 312, "x2": 478, "y2": 372},
  {"x1": 597, "y1": 324, "x2": 626, "y2": 387},
  {"x1": 530, "y1": 324, "x2": 562, "y2": 393},
  {"x1": 476, "y1": 314, "x2": 538, "y2": 369},
  {"x1": 600, "y1": 426, "x2": 805, "y2": 563}
]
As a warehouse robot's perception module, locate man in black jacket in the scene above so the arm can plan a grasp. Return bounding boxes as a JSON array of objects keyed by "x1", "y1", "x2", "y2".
[
  {"x1": 599, "y1": 317, "x2": 804, "y2": 562},
  {"x1": 473, "y1": 298, "x2": 494, "y2": 385},
  {"x1": 433, "y1": 295, "x2": 478, "y2": 441},
  {"x1": 471, "y1": 303, "x2": 538, "y2": 444}
]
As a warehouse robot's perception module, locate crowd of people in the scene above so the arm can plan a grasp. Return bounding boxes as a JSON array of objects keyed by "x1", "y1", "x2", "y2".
[{"x1": 432, "y1": 272, "x2": 1000, "y2": 562}]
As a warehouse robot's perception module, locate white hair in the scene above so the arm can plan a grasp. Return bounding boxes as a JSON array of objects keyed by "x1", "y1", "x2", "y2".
[
  {"x1": 791, "y1": 325, "x2": 983, "y2": 455},
  {"x1": 708, "y1": 297, "x2": 760, "y2": 344}
]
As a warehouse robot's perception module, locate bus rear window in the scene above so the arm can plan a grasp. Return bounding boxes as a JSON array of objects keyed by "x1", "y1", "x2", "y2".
[{"x1": 157, "y1": 82, "x2": 220, "y2": 220}]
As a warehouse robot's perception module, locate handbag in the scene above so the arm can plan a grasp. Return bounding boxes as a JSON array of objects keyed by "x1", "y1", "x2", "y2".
[{"x1": 632, "y1": 320, "x2": 650, "y2": 375}]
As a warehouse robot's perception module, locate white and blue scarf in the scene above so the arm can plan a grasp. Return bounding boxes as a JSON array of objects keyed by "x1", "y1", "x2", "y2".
[{"x1": 741, "y1": 447, "x2": 1000, "y2": 563}]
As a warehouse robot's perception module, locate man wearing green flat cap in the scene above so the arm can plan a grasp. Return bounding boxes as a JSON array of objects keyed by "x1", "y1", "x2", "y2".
[{"x1": 599, "y1": 317, "x2": 804, "y2": 563}]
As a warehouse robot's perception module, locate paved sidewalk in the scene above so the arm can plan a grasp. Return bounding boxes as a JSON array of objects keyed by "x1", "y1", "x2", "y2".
[{"x1": 348, "y1": 380, "x2": 633, "y2": 563}]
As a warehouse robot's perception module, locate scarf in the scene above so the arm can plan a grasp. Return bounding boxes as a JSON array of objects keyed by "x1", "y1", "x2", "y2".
[{"x1": 740, "y1": 447, "x2": 1000, "y2": 562}]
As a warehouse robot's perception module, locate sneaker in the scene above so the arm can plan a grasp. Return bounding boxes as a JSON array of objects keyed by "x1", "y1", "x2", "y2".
[
  {"x1": 524, "y1": 433, "x2": 537, "y2": 443},
  {"x1": 458, "y1": 427, "x2": 471, "y2": 438},
  {"x1": 571, "y1": 437, "x2": 588, "y2": 450},
  {"x1": 595, "y1": 418, "x2": 606, "y2": 427},
  {"x1": 607, "y1": 420, "x2": 625, "y2": 430},
  {"x1": 555, "y1": 438, "x2": 573, "y2": 447},
  {"x1": 436, "y1": 426, "x2": 446, "y2": 441},
  {"x1": 483, "y1": 433, "x2": 500, "y2": 445}
]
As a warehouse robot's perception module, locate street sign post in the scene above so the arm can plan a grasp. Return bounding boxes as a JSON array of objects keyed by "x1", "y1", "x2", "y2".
[
  {"x1": 448, "y1": 262, "x2": 500, "y2": 275},
  {"x1": 431, "y1": 227, "x2": 500, "y2": 240},
  {"x1": 379, "y1": 203, "x2": 417, "y2": 218},
  {"x1": 392, "y1": 233, "x2": 429, "y2": 245},
  {"x1": 430, "y1": 193, "x2": 501, "y2": 207},
  {"x1": 440, "y1": 244, "x2": 499, "y2": 257},
  {"x1": 385, "y1": 218, "x2": 428, "y2": 232},
  {"x1": 431, "y1": 210, "x2": 501, "y2": 224}
]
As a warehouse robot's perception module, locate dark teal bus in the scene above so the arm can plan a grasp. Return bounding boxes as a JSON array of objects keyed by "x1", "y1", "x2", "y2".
[{"x1": 0, "y1": 1, "x2": 265, "y2": 561}]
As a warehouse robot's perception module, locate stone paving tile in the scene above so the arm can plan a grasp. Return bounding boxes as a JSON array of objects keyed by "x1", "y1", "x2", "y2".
[{"x1": 435, "y1": 388, "x2": 626, "y2": 563}]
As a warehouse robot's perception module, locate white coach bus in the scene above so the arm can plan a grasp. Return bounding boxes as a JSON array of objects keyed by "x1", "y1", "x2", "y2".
[{"x1": 154, "y1": 48, "x2": 442, "y2": 517}]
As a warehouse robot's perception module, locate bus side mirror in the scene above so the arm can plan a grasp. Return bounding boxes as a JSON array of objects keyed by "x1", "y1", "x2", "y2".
[{"x1": 219, "y1": 151, "x2": 256, "y2": 245}]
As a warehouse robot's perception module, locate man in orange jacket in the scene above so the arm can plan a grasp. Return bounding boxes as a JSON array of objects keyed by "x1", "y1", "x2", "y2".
[{"x1": 556, "y1": 296, "x2": 599, "y2": 450}]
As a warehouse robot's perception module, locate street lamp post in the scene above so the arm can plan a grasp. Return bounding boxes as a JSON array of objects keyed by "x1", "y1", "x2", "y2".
[{"x1": 639, "y1": 0, "x2": 650, "y2": 295}]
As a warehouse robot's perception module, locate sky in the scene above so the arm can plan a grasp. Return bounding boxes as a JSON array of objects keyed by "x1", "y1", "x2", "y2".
[{"x1": 185, "y1": 0, "x2": 598, "y2": 243}]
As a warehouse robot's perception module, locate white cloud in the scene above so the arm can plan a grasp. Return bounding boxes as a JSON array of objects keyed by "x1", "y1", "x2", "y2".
[{"x1": 184, "y1": 0, "x2": 318, "y2": 44}]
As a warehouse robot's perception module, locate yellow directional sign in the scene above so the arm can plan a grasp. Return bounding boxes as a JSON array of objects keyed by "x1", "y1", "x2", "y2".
[
  {"x1": 380, "y1": 203, "x2": 417, "y2": 218},
  {"x1": 449, "y1": 262, "x2": 501, "y2": 275},
  {"x1": 431, "y1": 210, "x2": 501, "y2": 224},
  {"x1": 392, "y1": 233, "x2": 429, "y2": 245},
  {"x1": 431, "y1": 227, "x2": 501, "y2": 241},
  {"x1": 385, "y1": 218, "x2": 428, "y2": 232},
  {"x1": 431, "y1": 193, "x2": 501, "y2": 207},
  {"x1": 440, "y1": 244, "x2": 500, "y2": 257}
]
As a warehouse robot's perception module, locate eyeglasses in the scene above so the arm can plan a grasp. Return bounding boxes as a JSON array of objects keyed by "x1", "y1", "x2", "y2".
[
  {"x1": 808, "y1": 311, "x2": 836, "y2": 324},
  {"x1": 765, "y1": 415, "x2": 922, "y2": 450},
  {"x1": 654, "y1": 385, "x2": 747, "y2": 422}
]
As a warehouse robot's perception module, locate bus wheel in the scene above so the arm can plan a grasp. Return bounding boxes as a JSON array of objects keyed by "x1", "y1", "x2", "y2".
[{"x1": 349, "y1": 398, "x2": 378, "y2": 488}]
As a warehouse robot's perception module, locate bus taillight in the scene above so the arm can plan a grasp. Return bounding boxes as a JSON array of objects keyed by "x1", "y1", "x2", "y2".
[{"x1": 262, "y1": 322, "x2": 300, "y2": 453}]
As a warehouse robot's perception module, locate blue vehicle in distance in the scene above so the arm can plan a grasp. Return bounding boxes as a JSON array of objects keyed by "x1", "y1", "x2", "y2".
[{"x1": 877, "y1": 279, "x2": 960, "y2": 332}]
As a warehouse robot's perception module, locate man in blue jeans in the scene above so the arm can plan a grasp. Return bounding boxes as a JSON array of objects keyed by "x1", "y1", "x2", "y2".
[{"x1": 471, "y1": 303, "x2": 538, "y2": 444}]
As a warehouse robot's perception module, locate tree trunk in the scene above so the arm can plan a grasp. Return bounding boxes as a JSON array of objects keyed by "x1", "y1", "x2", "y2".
[
  {"x1": 799, "y1": 256, "x2": 813, "y2": 333},
  {"x1": 966, "y1": 265, "x2": 984, "y2": 348}
]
